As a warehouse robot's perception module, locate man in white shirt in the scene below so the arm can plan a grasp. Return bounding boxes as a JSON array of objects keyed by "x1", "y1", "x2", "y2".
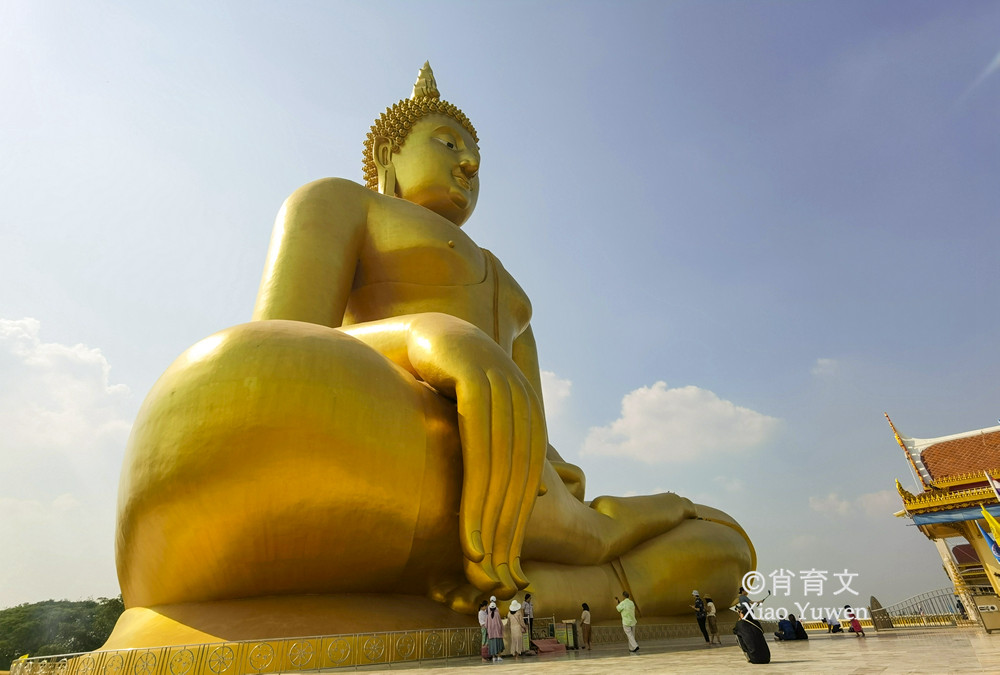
[{"x1": 615, "y1": 591, "x2": 639, "y2": 652}]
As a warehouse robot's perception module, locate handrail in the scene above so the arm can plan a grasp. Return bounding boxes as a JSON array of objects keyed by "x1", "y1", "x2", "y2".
[
  {"x1": 879, "y1": 587, "x2": 984, "y2": 617},
  {"x1": 8, "y1": 626, "x2": 482, "y2": 675}
]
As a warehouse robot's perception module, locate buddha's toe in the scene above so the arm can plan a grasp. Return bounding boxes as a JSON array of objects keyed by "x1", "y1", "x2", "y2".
[
  {"x1": 443, "y1": 583, "x2": 486, "y2": 614},
  {"x1": 692, "y1": 503, "x2": 757, "y2": 570}
]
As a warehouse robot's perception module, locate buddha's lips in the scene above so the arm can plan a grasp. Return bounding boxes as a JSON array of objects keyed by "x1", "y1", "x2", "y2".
[{"x1": 453, "y1": 173, "x2": 471, "y2": 190}]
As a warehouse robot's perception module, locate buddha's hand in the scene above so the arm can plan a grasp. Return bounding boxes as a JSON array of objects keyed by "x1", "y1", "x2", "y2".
[{"x1": 406, "y1": 313, "x2": 547, "y2": 597}]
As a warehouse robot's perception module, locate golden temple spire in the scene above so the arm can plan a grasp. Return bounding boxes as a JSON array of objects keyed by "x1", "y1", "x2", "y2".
[
  {"x1": 886, "y1": 412, "x2": 930, "y2": 490},
  {"x1": 411, "y1": 61, "x2": 440, "y2": 100}
]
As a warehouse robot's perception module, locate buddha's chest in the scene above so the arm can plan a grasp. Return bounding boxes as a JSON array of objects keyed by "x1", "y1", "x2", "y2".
[
  {"x1": 346, "y1": 207, "x2": 531, "y2": 348},
  {"x1": 355, "y1": 205, "x2": 483, "y2": 287}
]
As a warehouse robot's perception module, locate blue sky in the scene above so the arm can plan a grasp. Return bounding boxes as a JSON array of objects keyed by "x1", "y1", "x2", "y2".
[{"x1": 2, "y1": 1, "x2": 999, "y2": 615}]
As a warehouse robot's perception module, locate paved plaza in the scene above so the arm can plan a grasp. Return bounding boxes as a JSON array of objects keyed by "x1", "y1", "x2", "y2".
[{"x1": 350, "y1": 627, "x2": 1000, "y2": 673}]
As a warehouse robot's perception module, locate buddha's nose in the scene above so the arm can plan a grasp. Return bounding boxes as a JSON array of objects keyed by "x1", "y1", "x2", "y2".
[{"x1": 460, "y1": 153, "x2": 479, "y2": 180}]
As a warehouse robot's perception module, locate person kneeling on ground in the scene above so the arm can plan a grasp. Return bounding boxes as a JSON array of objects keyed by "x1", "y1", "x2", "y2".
[
  {"x1": 791, "y1": 614, "x2": 808, "y2": 640},
  {"x1": 774, "y1": 617, "x2": 795, "y2": 641},
  {"x1": 823, "y1": 614, "x2": 843, "y2": 633},
  {"x1": 734, "y1": 605, "x2": 771, "y2": 664}
]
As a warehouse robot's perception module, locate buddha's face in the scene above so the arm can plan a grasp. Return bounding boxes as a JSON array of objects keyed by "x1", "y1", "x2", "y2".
[{"x1": 390, "y1": 114, "x2": 480, "y2": 226}]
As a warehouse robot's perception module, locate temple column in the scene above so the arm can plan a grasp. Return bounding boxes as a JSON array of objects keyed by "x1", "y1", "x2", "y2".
[{"x1": 933, "y1": 537, "x2": 978, "y2": 622}]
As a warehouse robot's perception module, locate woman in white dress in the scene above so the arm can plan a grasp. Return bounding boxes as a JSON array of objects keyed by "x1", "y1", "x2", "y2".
[{"x1": 508, "y1": 599, "x2": 528, "y2": 657}]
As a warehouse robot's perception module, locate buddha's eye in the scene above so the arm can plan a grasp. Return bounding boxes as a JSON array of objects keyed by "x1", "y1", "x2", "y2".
[{"x1": 434, "y1": 135, "x2": 458, "y2": 150}]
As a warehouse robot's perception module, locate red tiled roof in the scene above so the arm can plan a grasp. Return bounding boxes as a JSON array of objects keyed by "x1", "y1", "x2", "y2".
[{"x1": 922, "y1": 430, "x2": 1000, "y2": 481}]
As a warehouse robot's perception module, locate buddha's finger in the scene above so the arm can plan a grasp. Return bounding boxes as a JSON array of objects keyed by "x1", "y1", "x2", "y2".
[
  {"x1": 481, "y1": 369, "x2": 514, "y2": 559},
  {"x1": 464, "y1": 369, "x2": 513, "y2": 592},
  {"x1": 510, "y1": 391, "x2": 548, "y2": 589},
  {"x1": 492, "y1": 376, "x2": 531, "y2": 596},
  {"x1": 456, "y1": 370, "x2": 491, "y2": 564}
]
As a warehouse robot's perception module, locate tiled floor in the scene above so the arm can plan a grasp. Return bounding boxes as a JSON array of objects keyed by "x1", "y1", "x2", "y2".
[{"x1": 350, "y1": 627, "x2": 1000, "y2": 673}]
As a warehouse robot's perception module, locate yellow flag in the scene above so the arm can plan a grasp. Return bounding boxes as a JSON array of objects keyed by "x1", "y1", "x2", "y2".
[{"x1": 981, "y1": 505, "x2": 1000, "y2": 541}]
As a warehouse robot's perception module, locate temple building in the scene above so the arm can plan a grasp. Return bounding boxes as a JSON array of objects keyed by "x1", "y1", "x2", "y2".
[{"x1": 889, "y1": 414, "x2": 1000, "y2": 615}]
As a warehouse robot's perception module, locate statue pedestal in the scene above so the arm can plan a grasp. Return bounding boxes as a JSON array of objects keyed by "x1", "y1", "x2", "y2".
[{"x1": 103, "y1": 594, "x2": 476, "y2": 649}]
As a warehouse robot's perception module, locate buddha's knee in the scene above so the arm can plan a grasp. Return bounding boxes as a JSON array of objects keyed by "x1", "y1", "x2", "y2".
[{"x1": 116, "y1": 320, "x2": 463, "y2": 607}]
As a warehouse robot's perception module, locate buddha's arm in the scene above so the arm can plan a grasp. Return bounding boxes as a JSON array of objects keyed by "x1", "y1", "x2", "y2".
[
  {"x1": 252, "y1": 178, "x2": 368, "y2": 325},
  {"x1": 339, "y1": 313, "x2": 547, "y2": 597}
]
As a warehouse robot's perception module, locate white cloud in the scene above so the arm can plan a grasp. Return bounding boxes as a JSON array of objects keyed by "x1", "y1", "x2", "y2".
[
  {"x1": 857, "y1": 489, "x2": 898, "y2": 517},
  {"x1": 581, "y1": 381, "x2": 780, "y2": 464},
  {"x1": 811, "y1": 358, "x2": 839, "y2": 376},
  {"x1": 809, "y1": 490, "x2": 895, "y2": 518},
  {"x1": 0, "y1": 318, "x2": 131, "y2": 488},
  {"x1": 809, "y1": 492, "x2": 852, "y2": 516},
  {"x1": 540, "y1": 370, "x2": 572, "y2": 419},
  {"x1": 0, "y1": 318, "x2": 131, "y2": 607}
]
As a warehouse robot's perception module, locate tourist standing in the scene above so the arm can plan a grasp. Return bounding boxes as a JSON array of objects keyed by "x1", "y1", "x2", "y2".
[
  {"x1": 523, "y1": 593, "x2": 534, "y2": 639},
  {"x1": 478, "y1": 600, "x2": 489, "y2": 659},
  {"x1": 507, "y1": 599, "x2": 527, "y2": 658},
  {"x1": 844, "y1": 605, "x2": 866, "y2": 637},
  {"x1": 614, "y1": 591, "x2": 639, "y2": 652},
  {"x1": 580, "y1": 603, "x2": 592, "y2": 649},
  {"x1": 485, "y1": 601, "x2": 505, "y2": 662},
  {"x1": 690, "y1": 590, "x2": 709, "y2": 643},
  {"x1": 478, "y1": 601, "x2": 488, "y2": 640},
  {"x1": 705, "y1": 596, "x2": 721, "y2": 645}
]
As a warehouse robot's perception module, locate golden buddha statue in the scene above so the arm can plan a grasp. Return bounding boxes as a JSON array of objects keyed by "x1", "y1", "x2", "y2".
[{"x1": 107, "y1": 63, "x2": 755, "y2": 648}]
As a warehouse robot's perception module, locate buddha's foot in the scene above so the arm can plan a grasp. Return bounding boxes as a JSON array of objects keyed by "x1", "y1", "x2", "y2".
[{"x1": 519, "y1": 511, "x2": 754, "y2": 622}]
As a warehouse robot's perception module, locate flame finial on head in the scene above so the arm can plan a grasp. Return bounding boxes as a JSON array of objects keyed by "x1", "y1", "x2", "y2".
[{"x1": 411, "y1": 61, "x2": 440, "y2": 100}]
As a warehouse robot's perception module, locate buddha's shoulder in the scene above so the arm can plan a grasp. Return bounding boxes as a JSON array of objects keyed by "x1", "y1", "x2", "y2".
[
  {"x1": 284, "y1": 177, "x2": 374, "y2": 206},
  {"x1": 283, "y1": 178, "x2": 426, "y2": 220}
]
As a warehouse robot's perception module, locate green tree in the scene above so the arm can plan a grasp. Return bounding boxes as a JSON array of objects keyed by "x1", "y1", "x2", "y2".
[{"x1": 0, "y1": 597, "x2": 124, "y2": 670}]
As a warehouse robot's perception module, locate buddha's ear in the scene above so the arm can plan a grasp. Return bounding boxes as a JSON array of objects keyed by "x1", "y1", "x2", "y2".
[{"x1": 372, "y1": 135, "x2": 397, "y2": 196}]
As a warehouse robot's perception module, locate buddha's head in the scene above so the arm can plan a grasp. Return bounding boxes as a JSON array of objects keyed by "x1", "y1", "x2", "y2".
[{"x1": 363, "y1": 62, "x2": 481, "y2": 226}]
